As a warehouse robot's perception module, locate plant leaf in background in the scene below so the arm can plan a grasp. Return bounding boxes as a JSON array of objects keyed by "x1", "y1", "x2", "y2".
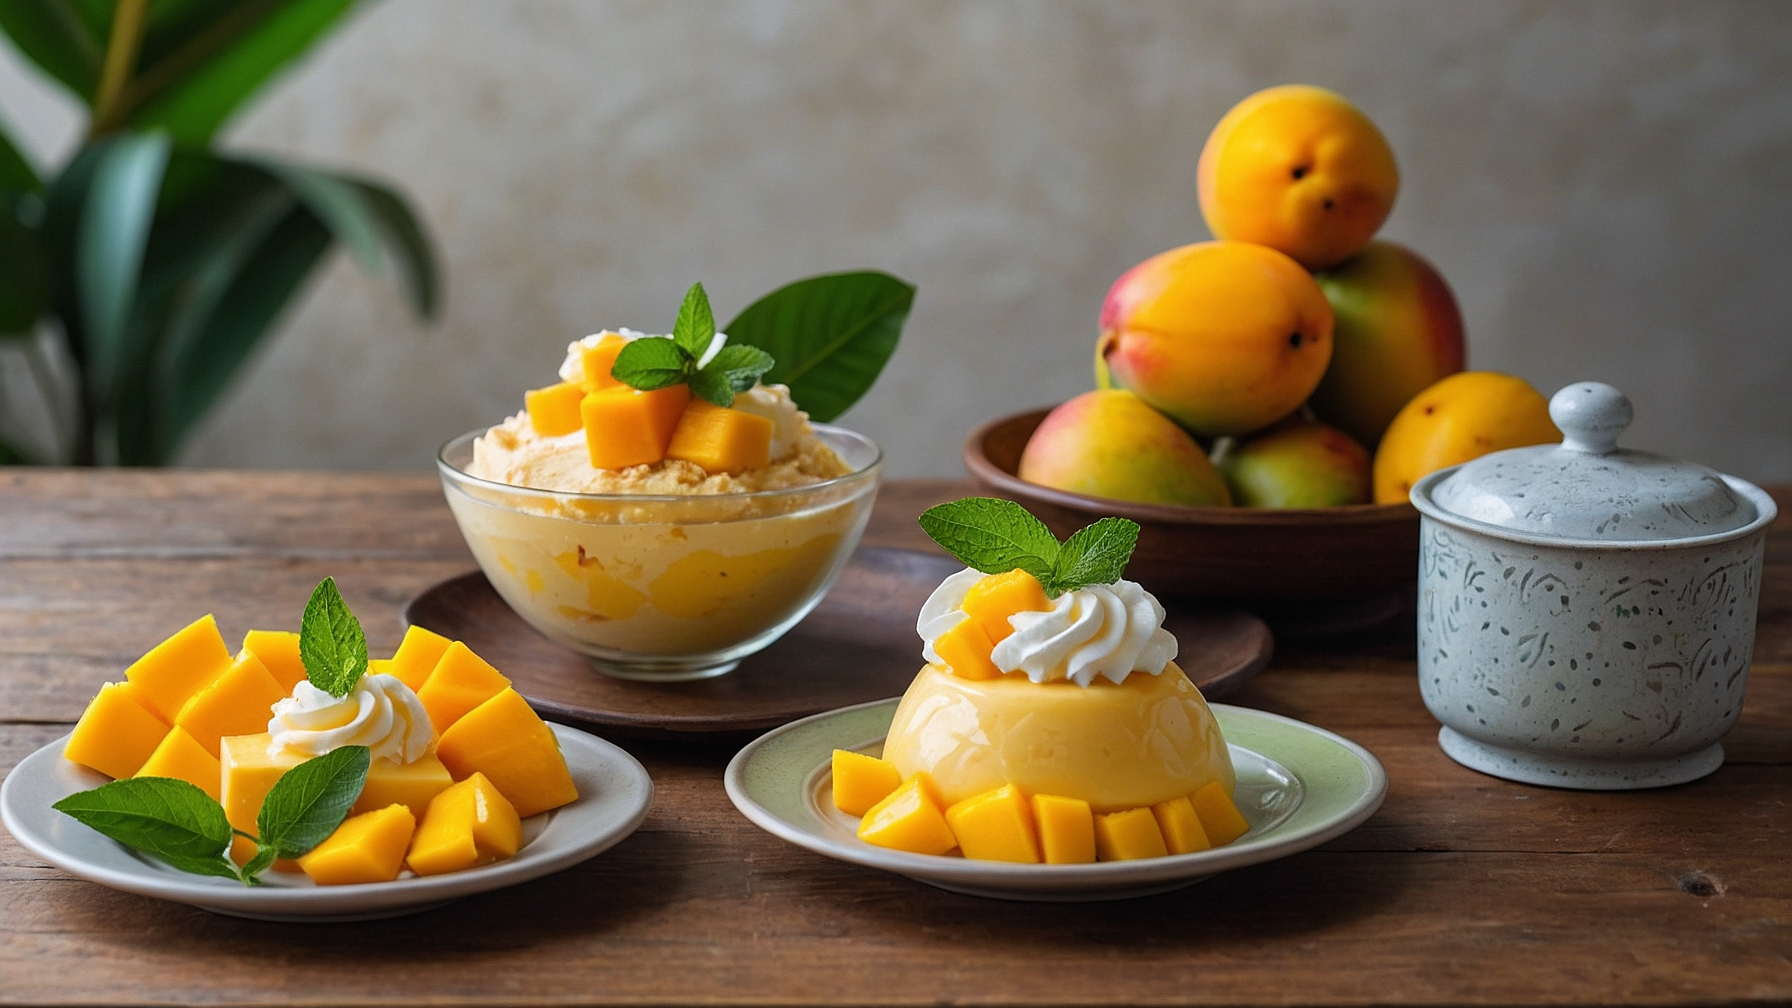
[{"x1": 726, "y1": 270, "x2": 914, "y2": 423}]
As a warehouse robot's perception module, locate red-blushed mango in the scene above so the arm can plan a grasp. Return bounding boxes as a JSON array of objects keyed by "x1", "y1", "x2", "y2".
[
  {"x1": 1198, "y1": 85, "x2": 1399, "y2": 270},
  {"x1": 1019, "y1": 390, "x2": 1231, "y2": 507},
  {"x1": 1311, "y1": 240, "x2": 1467, "y2": 448},
  {"x1": 1372, "y1": 371, "x2": 1559, "y2": 504},
  {"x1": 1096, "y1": 242, "x2": 1333, "y2": 437},
  {"x1": 1216, "y1": 419, "x2": 1371, "y2": 508}
]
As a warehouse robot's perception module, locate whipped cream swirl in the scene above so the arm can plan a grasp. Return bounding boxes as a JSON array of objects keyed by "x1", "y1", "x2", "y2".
[
  {"x1": 267, "y1": 673, "x2": 433, "y2": 764},
  {"x1": 918, "y1": 568, "x2": 1178, "y2": 687}
]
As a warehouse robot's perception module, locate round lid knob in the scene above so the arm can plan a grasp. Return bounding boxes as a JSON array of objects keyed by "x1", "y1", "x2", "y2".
[{"x1": 1551, "y1": 381, "x2": 1632, "y2": 455}]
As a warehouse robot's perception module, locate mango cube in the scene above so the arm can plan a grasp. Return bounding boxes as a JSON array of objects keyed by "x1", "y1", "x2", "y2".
[
  {"x1": 945, "y1": 784, "x2": 1041, "y2": 863},
  {"x1": 1094, "y1": 806, "x2": 1168, "y2": 861},
  {"x1": 1151, "y1": 795, "x2": 1212, "y2": 855},
  {"x1": 124, "y1": 614, "x2": 234, "y2": 723},
  {"x1": 406, "y1": 772, "x2": 522, "y2": 876},
  {"x1": 416, "y1": 641, "x2": 511, "y2": 732},
  {"x1": 831, "y1": 749, "x2": 902, "y2": 817},
  {"x1": 961, "y1": 569, "x2": 1052, "y2": 644},
  {"x1": 388, "y1": 624, "x2": 454, "y2": 691},
  {"x1": 1031, "y1": 793, "x2": 1096, "y2": 864},
  {"x1": 581, "y1": 385, "x2": 692, "y2": 470},
  {"x1": 576, "y1": 333, "x2": 630, "y2": 392},
  {"x1": 857, "y1": 775, "x2": 957, "y2": 856},
  {"x1": 174, "y1": 651, "x2": 288, "y2": 757},
  {"x1": 64, "y1": 683, "x2": 170, "y2": 779},
  {"x1": 221, "y1": 733, "x2": 453, "y2": 839},
  {"x1": 436, "y1": 687, "x2": 577, "y2": 817},
  {"x1": 240, "y1": 630, "x2": 306, "y2": 691},
  {"x1": 135, "y1": 726, "x2": 221, "y2": 800},
  {"x1": 1189, "y1": 780, "x2": 1251, "y2": 846},
  {"x1": 665, "y1": 400, "x2": 773, "y2": 475},
  {"x1": 526, "y1": 381, "x2": 587, "y2": 437},
  {"x1": 932, "y1": 616, "x2": 1001, "y2": 680},
  {"x1": 352, "y1": 755, "x2": 454, "y2": 819},
  {"x1": 298, "y1": 804, "x2": 417, "y2": 885}
]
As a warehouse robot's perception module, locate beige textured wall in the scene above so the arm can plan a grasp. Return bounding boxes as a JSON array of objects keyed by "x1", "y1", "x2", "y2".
[{"x1": 3, "y1": 1, "x2": 1789, "y2": 480}]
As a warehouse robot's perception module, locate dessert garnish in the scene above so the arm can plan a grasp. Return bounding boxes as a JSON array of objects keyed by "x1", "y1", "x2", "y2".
[
  {"x1": 916, "y1": 496, "x2": 1139, "y2": 600},
  {"x1": 610, "y1": 283, "x2": 776, "y2": 408}
]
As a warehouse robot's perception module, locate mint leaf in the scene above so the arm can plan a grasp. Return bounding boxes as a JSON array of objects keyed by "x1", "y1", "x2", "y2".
[
  {"x1": 611, "y1": 337, "x2": 693, "y2": 391},
  {"x1": 672, "y1": 281, "x2": 716, "y2": 360},
  {"x1": 161, "y1": 850, "x2": 246, "y2": 881},
  {"x1": 687, "y1": 368, "x2": 734, "y2": 408},
  {"x1": 1051, "y1": 517, "x2": 1140, "y2": 594},
  {"x1": 54, "y1": 777, "x2": 234, "y2": 870},
  {"x1": 240, "y1": 845, "x2": 278, "y2": 883},
  {"x1": 726, "y1": 271, "x2": 913, "y2": 422},
  {"x1": 299, "y1": 577, "x2": 368, "y2": 698},
  {"x1": 705, "y1": 343, "x2": 775, "y2": 394},
  {"x1": 917, "y1": 498, "x2": 1060, "y2": 586},
  {"x1": 256, "y1": 745, "x2": 371, "y2": 859}
]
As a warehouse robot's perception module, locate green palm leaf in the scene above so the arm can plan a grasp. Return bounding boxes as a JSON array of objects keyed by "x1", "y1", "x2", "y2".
[{"x1": 73, "y1": 129, "x2": 167, "y2": 404}]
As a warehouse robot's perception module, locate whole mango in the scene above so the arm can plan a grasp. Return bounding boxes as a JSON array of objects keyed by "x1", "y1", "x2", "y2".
[
  {"x1": 1310, "y1": 240, "x2": 1466, "y2": 449},
  {"x1": 1096, "y1": 241, "x2": 1333, "y2": 437},
  {"x1": 1198, "y1": 85, "x2": 1399, "y2": 270},
  {"x1": 1217, "y1": 420, "x2": 1371, "y2": 508},
  {"x1": 1372, "y1": 371, "x2": 1559, "y2": 504},
  {"x1": 1019, "y1": 390, "x2": 1232, "y2": 507}
]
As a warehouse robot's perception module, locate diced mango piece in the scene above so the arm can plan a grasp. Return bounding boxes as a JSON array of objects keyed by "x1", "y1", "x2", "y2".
[
  {"x1": 240, "y1": 630, "x2": 306, "y2": 691},
  {"x1": 1032, "y1": 793, "x2": 1096, "y2": 864},
  {"x1": 124, "y1": 614, "x2": 234, "y2": 723},
  {"x1": 406, "y1": 772, "x2": 522, "y2": 876},
  {"x1": 1094, "y1": 806, "x2": 1168, "y2": 861},
  {"x1": 221, "y1": 733, "x2": 453, "y2": 838},
  {"x1": 1151, "y1": 795, "x2": 1213, "y2": 855},
  {"x1": 298, "y1": 804, "x2": 417, "y2": 885},
  {"x1": 961, "y1": 569, "x2": 1052, "y2": 644},
  {"x1": 526, "y1": 381, "x2": 588, "y2": 437},
  {"x1": 135, "y1": 726, "x2": 221, "y2": 800},
  {"x1": 367, "y1": 658, "x2": 397, "y2": 678},
  {"x1": 352, "y1": 754, "x2": 454, "y2": 819},
  {"x1": 577, "y1": 333, "x2": 630, "y2": 392},
  {"x1": 174, "y1": 652, "x2": 288, "y2": 758},
  {"x1": 665, "y1": 399, "x2": 773, "y2": 475},
  {"x1": 1189, "y1": 780, "x2": 1251, "y2": 846},
  {"x1": 64, "y1": 683, "x2": 170, "y2": 779},
  {"x1": 932, "y1": 616, "x2": 1001, "y2": 680},
  {"x1": 416, "y1": 641, "x2": 511, "y2": 732},
  {"x1": 581, "y1": 385, "x2": 692, "y2": 470},
  {"x1": 858, "y1": 775, "x2": 957, "y2": 856},
  {"x1": 388, "y1": 625, "x2": 454, "y2": 692},
  {"x1": 831, "y1": 749, "x2": 902, "y2": 817},
  {"x1": 945, "y1": 784, "x2": 1041, "y2": 863},
  {"x1": 436, "y1": 687, "x2": 577, "y2": 818}
]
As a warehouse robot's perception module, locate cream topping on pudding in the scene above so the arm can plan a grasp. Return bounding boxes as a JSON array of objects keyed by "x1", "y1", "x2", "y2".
[{"x1": 267, "y1": 674, "x2": 433, "y2": 764}]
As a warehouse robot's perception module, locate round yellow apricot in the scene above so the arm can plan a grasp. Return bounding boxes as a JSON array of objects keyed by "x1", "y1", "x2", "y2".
[{"x1": 1371, "y1": 372, "x2": 1560, "y2": 504}]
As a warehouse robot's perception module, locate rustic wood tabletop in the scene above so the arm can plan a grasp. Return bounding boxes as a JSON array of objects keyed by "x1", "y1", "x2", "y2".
[{"x1": 1, "y1": 470, "x2": 1787, "y2": 1007}]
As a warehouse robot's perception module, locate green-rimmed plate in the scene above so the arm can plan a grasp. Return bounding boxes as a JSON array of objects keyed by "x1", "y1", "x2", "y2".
[{"x1": 725, "y1": 700, "x2": 1386, "y2": 901}]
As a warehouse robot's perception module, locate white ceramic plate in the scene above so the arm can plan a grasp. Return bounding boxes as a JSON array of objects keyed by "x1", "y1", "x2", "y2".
[
  {"x1": 1, "y1": 723, "x2": 653, "y2": 921},
  {"x1": 726, "y1": 699, "x2": 1386, "y2": 901}
]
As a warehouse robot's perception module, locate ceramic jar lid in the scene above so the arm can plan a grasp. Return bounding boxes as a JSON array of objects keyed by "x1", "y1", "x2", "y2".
[{"x1": 1424, "y1": 381, "x2": 1759, "y2": 543}]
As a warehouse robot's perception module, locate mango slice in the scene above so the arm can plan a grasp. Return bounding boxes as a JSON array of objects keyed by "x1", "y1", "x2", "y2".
[
  {"x1": 1094, "y1": 806, "x2": 1168, "y2": 861},
  {"x1": 298, "y1": 804, "x2": 417, "y2": 885},
  {"x1": 526, "y1": 381, "x2": 588, "y2": 437},
  {"x1": 124, "y1": 614, "x2": 234, "y2": 723},
  {"x1": 944, "y1": 784, "x2": 1041, "y2": 863},
  {"x1": 932, "y1": 616, "x2": 1001, "y2": 680},
  {"x1": 436, "y1": 687, "x2": 577, "y2": 818},
  {"x1": 1031, "y1": 793, "x2": 1096, "y2": 864},
  {"x1": 64, "y1": 683, "x2": 170, "y2": 779},
  {"x1": 221, "y1": 733, "x2": 454, "y2": 842},
  {"x1": 581, "y1": 385, "x2": 692, "y2": 470},
  {"x1": 1151, "y1": 795, "x2": 1213, "y2": 855},
  {"x1": 134, "y1": 726, "x2": 222, "y2": 800},
  {"x1": 831, "y1": 749, "x2": 902, "y2": 817},
  {"x1": 240, "y1": 630, "x2": 306, "y2": 691},
  {"x1": 857, "y1": 774, "x2": 957, "y2": 856},
  {"x1": 961, "y1": 569, "x2": 1052, "y2": 644},
  {"x1": 416, "y1": 641, "x2": 511, "y2": 732},
  {"x1": 576, "y1": 333, "x2": 629, "y2": 392},
  {"x1": 174, "y1": 651, "x2": 288, "y2": 758},
  {"x1": 665, "y1": 400, "x2": 773, "y2": 475},
  {"x1": 1189, "y1": 780, "x2": 1251, "y2": 846},
  {"x1": 388, "y1": 625, "x2": 454, "y2": 691},
  {"x1": 406, "y1": 772, "x2": 522, "y2": 876}
]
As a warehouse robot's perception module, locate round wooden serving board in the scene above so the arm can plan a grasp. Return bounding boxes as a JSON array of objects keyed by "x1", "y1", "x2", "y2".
[{"x1": 406, "y1": 547, "x2": 1274, "y2": 741}]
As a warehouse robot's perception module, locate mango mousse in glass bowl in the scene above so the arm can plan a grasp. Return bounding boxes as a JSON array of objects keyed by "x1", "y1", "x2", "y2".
[{"x1": 438, "y1": 281, "x2": 894, "y2": 682}]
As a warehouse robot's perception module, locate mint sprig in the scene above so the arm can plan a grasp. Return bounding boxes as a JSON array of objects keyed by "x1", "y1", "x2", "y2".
[
  {"x1": 299, "y1": 576, "x2": 368, "y2": 698},
  {"x1": 256, "y1": 745, "x2": 372, "y2": 859},
  {"x1": 610, "y1": 282, "x2": 776, "y2": 408},
  {"x1": 918, "y1": 497, "x2": 1141, "y2": 598}
]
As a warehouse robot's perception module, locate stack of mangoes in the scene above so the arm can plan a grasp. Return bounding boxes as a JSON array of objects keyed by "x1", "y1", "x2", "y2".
[{"x1": 1020, "y1": 85, "x2": 1559, "y2": 508}]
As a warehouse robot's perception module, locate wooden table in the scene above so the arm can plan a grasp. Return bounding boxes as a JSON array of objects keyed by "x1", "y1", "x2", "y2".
[{"x1": 2, "y1": 471, "x2": 1788, "y2": 1007}]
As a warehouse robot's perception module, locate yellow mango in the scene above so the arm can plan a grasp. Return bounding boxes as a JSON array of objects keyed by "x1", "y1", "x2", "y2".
[
  {"x1": 415, "y1": 641, "x2": 511, "y2": 732},
  {"x1": 857, "y1": 775, "x2": 957, "y2": 856},
  {"x1": 64, "y1": 683, "x2": 170, "y2": 779},
  {"x1": 352, "y1": 755, "x2": 453, "y2": 819},
  {"x1": 1151, "y1": 795, "x2": 1212, "y2": 855},
  {"x1": 124, "y1": 614, "x2": 235, "y2": 723},
  {"x1": 388, "y1": 625, "x2": 454, "y2": 691},
  {"x1": 298, "y1": 804, "x2": 417, "y2": 885},
  {"x1": 665, "y1": 399, "x2": 773, "y2": 475},
  {"x1": 1372, "y1": 370, "x2": 1559, "y2": 504},
  {"x1": 436, "y1": 687, "x2": 577, "y2": 818},
  {"x1": 221, "y1": 733, "x2": 453, "y2": 839},
  {"x1": 135, "y1": 727, "x2": 221, "y2": 800},
  {"x1": 1189, "y1": 780, "x2": 1251, "y2": 846},
  {"x1": 960, "y1": 569, "x2": 1052, "y2": 644},
  {"x1": 932, "y1": 616, "x2": 1001, "y2": 680},
  {"x1": 240, "y1": 630, "x2": 306, "y2": 691},
  {"x1": 1031, "y1": 793, "x2": 1096, "y2": 864},
  {"x1": 406, "y1": 772, "x2": 522, "y2": 876},
  {"x1": 577, "y1": 333, "x2": 630, "y2": 392},
  {"x1": 831, "y1": 749, "x2": 902, "y2": 817},
  {"x1": 526, "y1": 381, "x2": 588, "y2": 437},
  {"x1": 944, "y1": 784, "x2": 1041, "y2": 863},
  {"x1": 581, "y1": 385, "x2": 692, "y2": 470},
  {"x1": 174, "y1": 652, "x2": 288, "y2": 758},
  {"x1": 1094, "y1": 806, "x2": 1168, "y2": 861}
]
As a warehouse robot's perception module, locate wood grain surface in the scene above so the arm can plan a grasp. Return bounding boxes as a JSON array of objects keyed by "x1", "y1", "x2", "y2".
[{"x1": 1, "y1": 472, "x2": 1788, "y2": 1007}]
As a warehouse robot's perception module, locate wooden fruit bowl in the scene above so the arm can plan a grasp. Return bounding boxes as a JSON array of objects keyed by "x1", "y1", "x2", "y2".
[{"x1": 964, "y1": 408, "x2": 1420, "y2": 608}]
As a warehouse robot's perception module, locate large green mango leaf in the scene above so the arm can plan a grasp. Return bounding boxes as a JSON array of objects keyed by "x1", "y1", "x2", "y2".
[{"x1": 725, "y1": 271, "x2": 914, "y2": 423}]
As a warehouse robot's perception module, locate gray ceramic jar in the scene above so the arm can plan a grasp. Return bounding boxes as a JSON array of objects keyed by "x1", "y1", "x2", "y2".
[{"x1": 1410, "y1": 382, "x2": 1777, "y2": 789}]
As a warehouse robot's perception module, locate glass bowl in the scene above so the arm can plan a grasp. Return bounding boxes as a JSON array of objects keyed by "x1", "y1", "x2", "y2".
[{"x1": 438, "y1": 425, "x2": 882, "y2": 682}]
